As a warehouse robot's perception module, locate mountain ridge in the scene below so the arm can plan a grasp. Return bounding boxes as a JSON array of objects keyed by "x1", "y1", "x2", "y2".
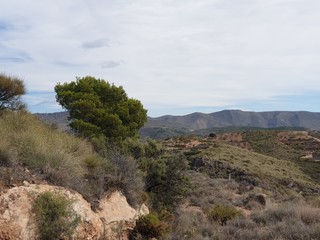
[
  {"x1": 35, "y1": 110, "x2": 320, "y2": 136},
  {"x1": 146, "y1": 109, "x2": 320, "y2": 130}
]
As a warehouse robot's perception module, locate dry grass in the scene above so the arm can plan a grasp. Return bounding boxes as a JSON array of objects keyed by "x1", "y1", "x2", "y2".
[
  {"x1": 0, "y1": 111, "x2": 145, "y2": 207},
  {"x1": 0, "y1": 111, "x2": 92, "y2": 189}
]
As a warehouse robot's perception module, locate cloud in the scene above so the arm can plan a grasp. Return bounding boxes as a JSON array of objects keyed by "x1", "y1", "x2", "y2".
[
  {"x1": 0, "y1": 21, "x2": 11, "y2": 31},
  {"x1": 0, "y1": 56, "x2": 31, "y2": 63},
  {"x1": 82, "y1": 39, "x2": 110, "y2": 49},
  {"x1": 1, "y1": 0, "x2": 320, "y2": 116},
  {"x1": 0, "y1": 44, "x2": 32, "y2": 63},
  {"x1": 53, "y1": 60, "x2": 86, "y2": 68},
  {"x1": 100, "y1": 60, "x2": 121, "y2": 69}
]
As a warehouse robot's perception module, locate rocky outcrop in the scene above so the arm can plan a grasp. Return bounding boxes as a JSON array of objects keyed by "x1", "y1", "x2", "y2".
[{"x1": 0, "y1": 184, "x2": 149, "y2": 240}]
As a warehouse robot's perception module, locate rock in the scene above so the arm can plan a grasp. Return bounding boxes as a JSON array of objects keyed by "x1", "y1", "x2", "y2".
[
  {"x1": 244, "y1": 193, "x2": 267, "y2": 207},
  {"x1": 0, "y1": 184, "x2": 148, "y2": 240},
  {"x1": 22, "y1": 180, "x2": 30, "y2": 187}
]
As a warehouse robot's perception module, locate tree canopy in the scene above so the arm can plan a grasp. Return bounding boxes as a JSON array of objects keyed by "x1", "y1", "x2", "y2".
[
  {"x1": 55, "y1": 76, "x2": 147, "y2": 139},
  {"x1": 0, "y1": 73, "x2": 26, "y2": 111}
]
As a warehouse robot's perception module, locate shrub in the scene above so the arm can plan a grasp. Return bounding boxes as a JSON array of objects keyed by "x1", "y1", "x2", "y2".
[
  {"x1": 130, "y1": 213, "x2": 168, "y2": 239},
  {"x1": 251, "y1": 204, "x2": 296, "y2": 225},
  {"x1": 0, "y1": 149, "x2": 11, "y2": 167},
  {"x1": 220, "y1": 203, "x2": 320, "y2": 240},
  {"x1": 144, "y1": 139, "x2": 165, "y2": 159},
  {"x1": 0, "y1": 73, "x2": 25, "y2": 111},
  {"x1": 207, "y1": 205, "x2": 241, "y2": 225},
  {"x1": 107, "y1": 152, "x2": 144, "y2": 207},
  {"x1": 32, "y1": 191, "x2": 80, "y2": 240},
  {"x1": 168, "y1": 211, "x2": 214, "y2": 240},
  {"x1": 145, "y1": 153, "x2": 190, "y2": 211}
]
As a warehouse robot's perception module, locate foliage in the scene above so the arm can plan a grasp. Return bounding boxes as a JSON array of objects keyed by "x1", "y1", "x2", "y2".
[
  {"x1": 32, "y1": 191, "x2": 80, "y2": 240},
  {"x1": 0, "y1": 73, "x2": 25, "y2": 111},
  {"x1": 107, "y1": 152, "x2": 145, "y2": 207},
  {"x1": 145, "y1": 153, "x2": 190, "y2": 211},
  {"x1": 55, "y1": 76, "x2": 147, "y2": 140},
  {"x1": 130, "y1": 213, "x2": 168, "y2": 240},
  {"x1": 207, "y1": 205, "x2": 241, "y2": 225}
]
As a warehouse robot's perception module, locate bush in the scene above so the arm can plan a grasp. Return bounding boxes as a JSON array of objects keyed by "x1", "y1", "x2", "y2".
[
  {"x1": 130, "y1": 213, "x2": 168, "y2": 239},
  {"x1": 145, "y1": 153, "x2": 190, "y2": 211},
  {"x1": 107, "y1": 152, "x2": 144, "y2": 207},
  {"x1": 0, "y1": 73, "x2": 25, "y2": 111},
  {"x1": 168, "y1": 211, "x2": 214, "y2": 240},
  {"x1": 32, "y1": 191, "x2": 80, "y2": 240},
  {"x1": 219, "y1": 203, "x2": 320, "y2": 240},
  {"x1": 207, "y1": 205, "x2": 241, "y2": 225}
]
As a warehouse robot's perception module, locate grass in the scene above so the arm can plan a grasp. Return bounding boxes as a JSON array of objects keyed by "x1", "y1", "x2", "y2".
[
  {"x1": 243, "y1": 130, "x2": 320, "y2": 186},
  {"x1": 0, "y1": 111, "x2": 92, "y2": 189},
  {"x1": 0, "y1": 110, "x2": 144, "y2": 207},
  {"x1": 197, "y1": 141, "x2": 319, "y2": 194}
]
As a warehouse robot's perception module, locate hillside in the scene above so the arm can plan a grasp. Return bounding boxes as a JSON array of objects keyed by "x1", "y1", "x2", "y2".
[
  {"x1": 2, "y1": 110, "x2": 320, "y2": 239},
  {"x1": 160, "y1": 132, "x2": 320, "y2": 239}
]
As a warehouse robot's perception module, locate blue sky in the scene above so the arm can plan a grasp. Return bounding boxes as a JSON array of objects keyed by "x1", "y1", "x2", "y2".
[{"x1": 1, "y1": 0, "x2": 320, "y2": 117}]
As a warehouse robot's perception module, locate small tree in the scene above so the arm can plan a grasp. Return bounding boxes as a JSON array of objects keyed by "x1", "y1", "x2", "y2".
[
  {"x1": 55, "y1": 76, "x2": 147, "y2": 140},
  {"x1": 145, "y1": 154, "x2": 190, "y2": 210},
  {"x1": 0, "y1": 73, "x2": 25, "y2": 111}
]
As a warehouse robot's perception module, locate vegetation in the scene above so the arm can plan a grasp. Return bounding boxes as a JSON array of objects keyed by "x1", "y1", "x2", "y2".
[
  {"x1": 32, "y1": 191, "x2": 80, "y2": 240},
  {"x1": 0, "y1": 73, "x2": 25, "y2": 111},
  {"x1": 130, "y1": 213, "x2": 168, "y2": 239},
  {"x1": 2, "y1": 74, "x2": 320, "y2": 239},
  {"x1": 144, "y1": 153, "x2": 190, "y2": 211},
  {"x1": 55, "y1": 76, "x2": 147, "y2": 140},
  {"x1": 207, "y1": 205, "x2": 241, "y2": 225}
]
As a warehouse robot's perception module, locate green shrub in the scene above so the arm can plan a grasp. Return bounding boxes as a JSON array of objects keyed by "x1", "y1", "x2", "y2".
[
  {"x1": 130, "y1": 213, "x2": 168, "y2": 239},
  {"x1": 207, "y1": 205, "x2": 241, "y2": 225},
  {"x1": 32, "y1": 191, "x2": 80, "y2": 240},
  {"x1": 145, "y1": 154, "x2": 190, "y2": 211}
]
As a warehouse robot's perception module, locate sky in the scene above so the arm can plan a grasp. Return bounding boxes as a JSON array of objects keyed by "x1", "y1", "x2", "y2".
[{"x1": 1, "y1": 0, "x2": 320, "y2": 117}]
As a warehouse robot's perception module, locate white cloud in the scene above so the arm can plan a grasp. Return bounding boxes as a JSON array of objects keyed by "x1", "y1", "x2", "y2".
[{"x1": 1, "y1": 0, "x2": 320, "y2": 115}]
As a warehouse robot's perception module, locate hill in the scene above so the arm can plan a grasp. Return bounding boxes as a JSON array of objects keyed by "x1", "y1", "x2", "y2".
[
  {"x1": 2, "y1": 110, "x2": 320, "y2": 239},
  {"x1": 159, "y1": 131, "x2": 320, "y2": 239}
]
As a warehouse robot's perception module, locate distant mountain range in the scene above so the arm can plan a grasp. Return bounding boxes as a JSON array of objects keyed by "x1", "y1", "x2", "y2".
[
  {"x1": 36, "y1": 110, "x2": 320, "y2": 139},
  {"x1": 146, "y1": 110, "x2": 320, "y2": 130}
]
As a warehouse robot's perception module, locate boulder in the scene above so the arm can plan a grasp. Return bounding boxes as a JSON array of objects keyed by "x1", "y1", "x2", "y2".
[{"x1": 0, "y1": 184, "x2": 148, "y2": 240}]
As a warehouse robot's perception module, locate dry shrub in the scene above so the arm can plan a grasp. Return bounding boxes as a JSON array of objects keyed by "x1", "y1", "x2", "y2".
[
  {"x1": 187, "y1": 171, "x2": 240, "y2": 210},
  {"x1": 168, "y1": 211, "x2": 214, "y2": 240},
  {"x1": 107, "y1": 152, "x2": 145, "y2": 207},
  {"x1": 220, "y1": 218, "x2": 271, "y2": 240},
  {"x1": 296, "y1": 205, "x2": 320, "y2": 225},
  {"x1": 219, "y1": 203, "x2": 320, "y2": 240}
]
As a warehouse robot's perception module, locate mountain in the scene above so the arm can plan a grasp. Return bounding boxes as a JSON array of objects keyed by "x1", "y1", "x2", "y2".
[
  {"x1": 35, "y1": 110, "x2": 320, "y2": 139},
  {"x1": 146, "y1": 110, "x2": 320, "y2": 131},
  {"x1": 35, "y1": 111, "x2": 69, "y2": 130}
]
